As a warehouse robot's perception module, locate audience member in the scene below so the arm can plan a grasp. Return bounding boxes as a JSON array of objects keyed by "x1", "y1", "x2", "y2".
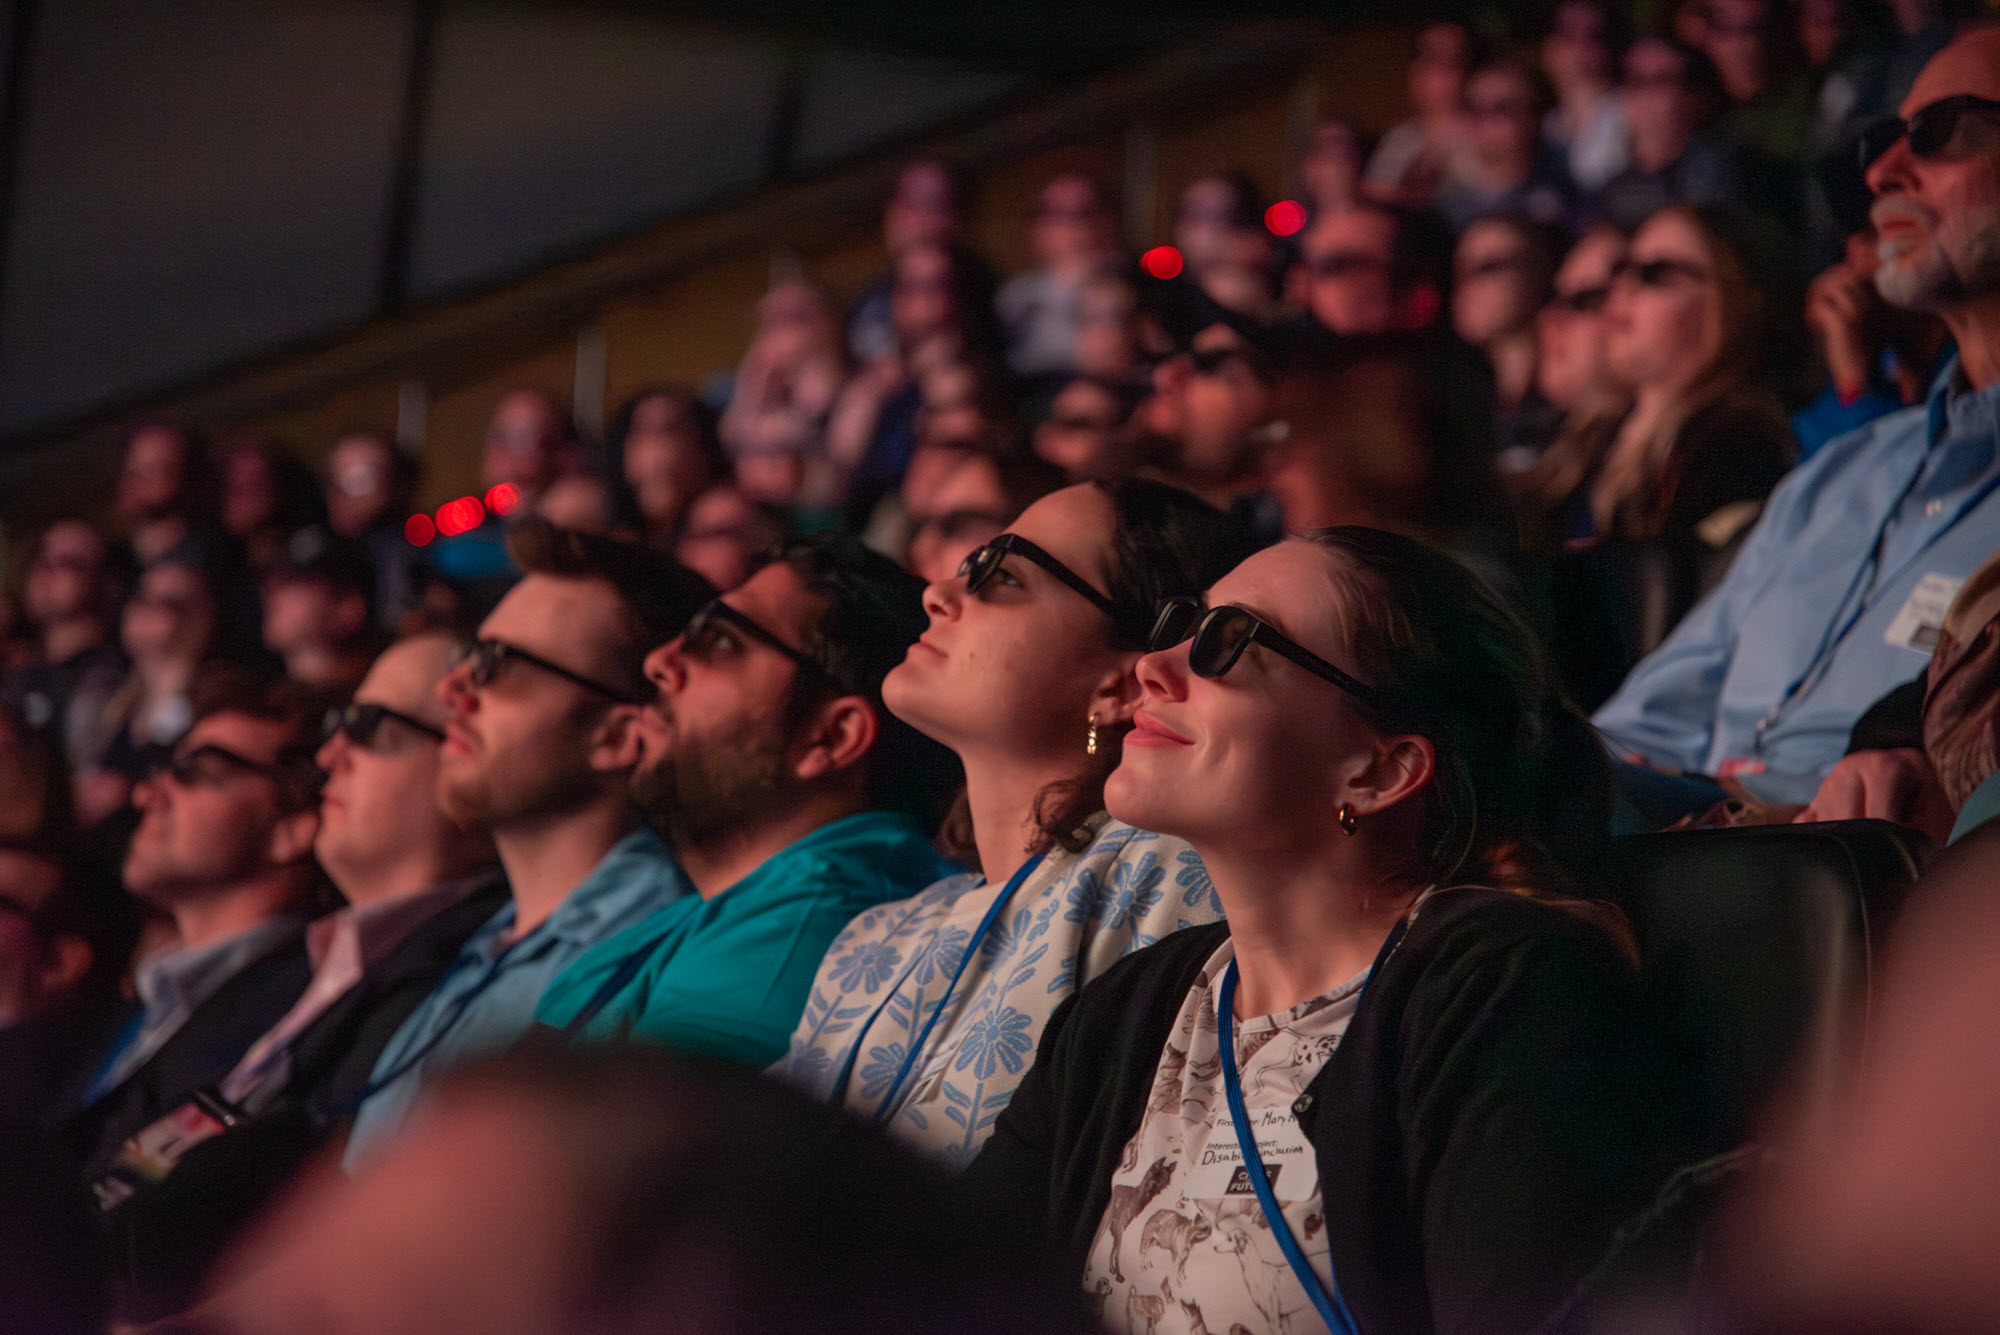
[
  {"x1": 536, "y1": 537, "x2": 957, "y2": 1061},
  {"x1": 341, "y1": 521, "x2": 710, "y2": 1167},
  {"x1": 534, "y1": 472, "x2": 614, "y2": 534},
  {"x1": 1706, "y1": 0, "x2": 1815, "y2": 171},
  {"x1": 1364, "y1": 21, "x2": 1475, "y2": 206},
  {"x1": 0, "y1": 703, "x2": 72, "y2": 848},
  {"x1": 1299, "y1": 117, "x2": 1366, "y2": 222},
  {"x1": 1436, "y1": 54, "x2": 1578, "y2": 231},
  {"x1": 1072, "y1": 271, "x2": 1150, "y2": 386},
  {"x1": 1596, "y1": 38, "x2": 1745, "y2": 229},
  {"x1": 1155, "y1": 172, "x2": 1279, "y2": 334},
  {"x1": 61, "y1": 678, "x2": 324, "y2": 1173},
  {"x1": 1542, "y1": 0, "x2": 1631, "y2": 193},
  {"x1": 1539, "y1": 206, "x2": 1798, "y2": 701},
  {"x1": 93, "y1": 633, "x2": 504, "y2": 1320},
  {"x1": 72, "y1": 551, "x2": 225, "y2": 823},
  {"x1": 847, "y1": 159, "x2": 980, "y2": 365},
  {"x1": 216, "y1": 437, "x2": 326, "y2": 576},
  {"x1": 895, "y1": 441, "x2": 1057, "y2": 585},
  {"x1": 606, "y1": 386, "x2": 729, "y2": 546},
  {"x1": 1034, "y1": 375, "x2": 1142, "y2": 481},
  {"x1": 320, "y1": 431, "x2": 417, "y2": 629},
  {"x1": 780, "y1": 480, "x2": 1248, "y2": 1165},
  {"x1": 996, "y1": 172, "x2": 1121, "y2": 382},
  {"x1": 260, "y1": 527, "x2": 380, "y2": 695},
  {"x1": 182, "y1": 1047, "x2": 1093, "y2": 1335},
  {"x1": 1452, "y1": 215, "x2": 1566, "y2": 450},
  {"x1": 114, "y1": 423, "x2": 219, "y2": 566},
  {"x1": 481, "y1": 388, "x2": 570, "y2": 512},
  {"x1": 675, "y1": 484, "x2": 791, "y2": 592},
  {"x1": 964, "y1": 528, "x2": 1685, "y2": 1334},
  {"x1": 720, "y1": 280, "x2": 848, "y2": 507},
  {"x1": 1297, "y1": 201, "x2": 1455, "y2": 335},
  {"x1": 2, "y1": 520, "x2": 129, "y2": 763},
  {"x1": 1594, "y1": 28, "x2": 2000, "y2": 814},
  {"x1": 1136, "y1": 322, "x2": 1282, "y2": 526}
]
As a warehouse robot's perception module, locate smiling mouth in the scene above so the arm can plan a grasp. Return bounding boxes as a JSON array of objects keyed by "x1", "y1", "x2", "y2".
[{"x1": 1129, "y1": 710, "x2": 1193, "y2": 745}]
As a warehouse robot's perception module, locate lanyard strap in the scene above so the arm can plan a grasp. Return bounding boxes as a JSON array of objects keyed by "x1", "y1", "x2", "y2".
[
  {"x1": 1218, "y1": 958, "x2": 1360, "y2": 1335},
  {"x1": 558, "y1": 945, "x2": 656, "y2": 1041},
  {"x1": 871, "y1": 850, "x2": 1046, "y2": 1123}
]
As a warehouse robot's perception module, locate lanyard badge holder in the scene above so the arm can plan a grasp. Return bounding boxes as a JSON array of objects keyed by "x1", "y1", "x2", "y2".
[{"x1": 1217, "y1": 957, "x2": 1363, "y2": 1335}]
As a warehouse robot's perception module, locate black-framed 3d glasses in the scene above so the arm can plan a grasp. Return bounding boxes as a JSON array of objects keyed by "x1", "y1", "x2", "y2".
[
  {"x1": 149, "y1": 744, "x2": 282, "y2": 789},
  {"x1": 322, "y1": 701, "x2": 445, "y2": 749},
  {"x1": 959, "y1": 534, "x2": 1146, "y2": 642},
  {"x1": 681, "y1": 597, "x2": 850, "y2": 686},
  {"x1": 1858, "y1": 94, "x2": 2000, "y2": 172},
  {"x1": 455, "y1": 638, "x2": 642, "y2": 705},
  {"x1": 1149, "y1": 597, "x2": 1393, "y2": 712}
]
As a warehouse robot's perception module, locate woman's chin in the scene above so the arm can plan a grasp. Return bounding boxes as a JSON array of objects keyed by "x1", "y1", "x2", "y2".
[{"x1": 1102, "y1": 763, "x2": 1164, "y2": 833}]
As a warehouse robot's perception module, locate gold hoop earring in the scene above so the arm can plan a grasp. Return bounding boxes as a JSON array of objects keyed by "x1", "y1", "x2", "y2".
[
  {"x1": 1336, "y1": 803, "x2": 1359, "y2": 835},
  {"x1": 1085, "y1": 716, "x2": 1100, "y2": 756}
]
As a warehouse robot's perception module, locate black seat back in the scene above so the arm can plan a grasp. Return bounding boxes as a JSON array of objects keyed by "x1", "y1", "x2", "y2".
[{"x1": 1602, "y1": 819, "x2": 1934, "y2": 1156}]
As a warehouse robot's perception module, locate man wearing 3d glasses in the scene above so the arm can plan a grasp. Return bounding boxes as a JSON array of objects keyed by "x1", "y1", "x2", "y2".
[
  {"x1": 1594, "y1": 27, "x2": 2000, "y2": 825},
  {"x1": 534, "y1": 533, "x2": 959, "y2": 1066}
]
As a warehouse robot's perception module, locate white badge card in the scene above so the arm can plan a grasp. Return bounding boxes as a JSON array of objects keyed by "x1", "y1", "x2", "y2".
[
  {"x1": 1883, "y1": 573, "x2": 1966, "y2": 653},
  {"x1": 1188, "y1": 1106, "x2": 1318, "y2": 1202}
]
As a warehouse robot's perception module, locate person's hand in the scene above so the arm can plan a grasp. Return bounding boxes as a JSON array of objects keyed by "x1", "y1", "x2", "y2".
[
  {"x1": 1795, "y1": 747, "x2": 1956, "y2": 842},
  {"x1": 1804, "y1": 236, "x2": 1881, "y2": 402}
]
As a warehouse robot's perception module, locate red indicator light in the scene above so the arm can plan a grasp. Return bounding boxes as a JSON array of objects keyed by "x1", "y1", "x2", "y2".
[
  {"x1": 485, "y1": 483, "x2": 520, "y2": 516},
  {"x1": 1265, "y1": 200, "x2": 1307, "y2": 236},
  {"x1": 436, "y1": 496, "x2": 485, "y2": 537},
  {"x1": 405, "y1": 513, "x2": 436, "y2": 546},
  {"x1": 1141, "y1": 245, "x2": 1184, "y2": 280}
]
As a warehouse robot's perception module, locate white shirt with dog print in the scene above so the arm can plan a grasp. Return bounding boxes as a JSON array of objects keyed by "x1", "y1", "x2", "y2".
[{"x1": 1085, "y1": 939, "x2": 1364, "y2": 1335}]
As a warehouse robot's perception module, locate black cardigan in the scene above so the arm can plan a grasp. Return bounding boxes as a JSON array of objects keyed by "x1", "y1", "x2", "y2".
[{"x1": 960, "y1": 888, "x2": 1692, "y2": 1335}]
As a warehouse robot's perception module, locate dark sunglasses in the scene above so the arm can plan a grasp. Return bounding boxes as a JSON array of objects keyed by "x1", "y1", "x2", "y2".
[
  {"x1": 1857, "y1": 94, "x2": 2000, "y2": 172},
  {"x1": 322, "y1": 701, "x2": 445, "y2": 749},
  {"x1": 455, "y1": 639, "x2": 641, "y2": 705},
  {"x1": 959, "y1": 534, "x2": 1143, "y2": 639},
  {"x1": 1186, "y1": 345, "x2": 1276, "y2": 384},
  {"x1": 1549, "y1": 284, "x2": 1611, "y2": 314},
  {"x1": 1149, "y1": 597, "x2": 1393, "y2": 711},
  {"x1": 1307, "y1": 250, "x2": 1387, "y2": 279},
  {"x1": 1457, "y1": 253, "x2": 1528, "y2": 282},
  {"x1": 681, "y1": 598, "x2": 832, "y2": 681},
  {"x1": 1611, "y1": 257, "x2": 1711, "y2": 288},
  {"x1": 151, "y1": 744, "x2": 282, "y2": 789}
]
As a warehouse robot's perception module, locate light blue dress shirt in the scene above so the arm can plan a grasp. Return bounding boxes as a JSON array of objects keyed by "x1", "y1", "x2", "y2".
[
  {"x1": 1595, "y1": 358, "x2": 2000, "y2": 804},
  {"x1": 342, "y1": 828, "x2": 687, "y2": 1169}
]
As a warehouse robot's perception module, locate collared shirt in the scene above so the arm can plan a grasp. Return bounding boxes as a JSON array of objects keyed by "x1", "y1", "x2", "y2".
[
  {"x1": 342, "y1": 829, "x2": 688, "y2": 1169},
  {"x1": 777, "y1": 816, "x2": 1222, "y2": 1167},
  {"x1": 84, "y1": 919, "x2": 303, "y2": 1104},
  {"x1": 218, "y1": 870, "x2": 501, "y2": 1113},
  {"x1": 1595, "y1": 357, "x2": 2000, "y2": 804},
  {"x1": 536, "y1": 812, "x2": 948, "y2": 1066}
]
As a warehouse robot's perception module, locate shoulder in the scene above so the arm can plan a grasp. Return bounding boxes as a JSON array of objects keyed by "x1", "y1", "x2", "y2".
[
  {"x1": 1379, "y1": 889, "x2": 1639, "y2": 1018},
  {"x1": 1057, "y1": 921, "x2": 1231, "y2": 1031}
]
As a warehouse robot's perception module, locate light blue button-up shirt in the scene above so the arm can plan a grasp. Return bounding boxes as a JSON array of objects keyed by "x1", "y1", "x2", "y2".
[
  {"x1": 1595, "y1": 357, "x2": 2000, "y2": 803},
  {"x1": 342, "y1": 828, "x2": 687, "y2": 1169}
]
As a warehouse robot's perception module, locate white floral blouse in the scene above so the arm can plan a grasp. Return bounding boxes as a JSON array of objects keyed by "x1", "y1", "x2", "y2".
[{"x1": 777, "y1": 815, "x2": 1222, "y2": 1165}]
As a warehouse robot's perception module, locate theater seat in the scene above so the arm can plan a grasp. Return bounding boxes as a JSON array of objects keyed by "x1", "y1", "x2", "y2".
[{"x1": 1602, "y1": 819, "x2": 1935, "y2": 1157}]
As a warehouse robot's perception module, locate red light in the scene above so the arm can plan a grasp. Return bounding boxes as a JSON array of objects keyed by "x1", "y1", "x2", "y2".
[
  {"x1": 485, "y1": 483, "x2": 520, "y2": 516},
  {"x1": 435, "y1": 496, "x2": 485, "y2": 537},
  {"x1": 1265, "y1": 200, "x2": 1307, "y2": 237},
  {"x1": 404, "y1": 513, "x2": 436, "y2": 547},
  {"x1": 1141, "y1": 245, "x2": 1184, "y2": 280}
]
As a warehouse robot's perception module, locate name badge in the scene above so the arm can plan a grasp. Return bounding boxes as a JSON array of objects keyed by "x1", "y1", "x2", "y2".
[
  {"x1": 1187, "y1": 1106, "x2": 1317, "y2": 1203},
  {"x1": 1883, "y1": 573, "x2": 1965, "y2": 653}
]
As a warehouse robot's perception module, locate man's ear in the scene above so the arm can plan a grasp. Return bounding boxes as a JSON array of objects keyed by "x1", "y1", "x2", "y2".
[
  {"x1": 793, "y1": 696, "x2": 879, "y2": 783},
  {"x1": 1087, "y1": 651, "x2": 1147, "y2": 731},
  {"x1": 267, "y1": 807, "x2": 321, "y2": 867},
  {"x1": 1344, "y1": 733, "x2": 1436, "y2": 820},
  {"x1": 35, "y1": 935, "x2": 92, "y2": 999},
  {"x1": 587, "y1": 704, "x2": 647, "y2": 776}
]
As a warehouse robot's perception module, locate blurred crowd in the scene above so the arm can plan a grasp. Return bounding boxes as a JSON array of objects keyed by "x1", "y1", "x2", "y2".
[{"x1": 5, "y1": 3, "x2": 2000, "y2": 1333}]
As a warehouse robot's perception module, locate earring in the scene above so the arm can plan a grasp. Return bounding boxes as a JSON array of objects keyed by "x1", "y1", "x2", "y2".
[
  {"x1": 1086, "y1": 715, "x2": 1100, "y2": 756},
  {"x1": 1336, "y1": 803, "x2": 1359, "y2": 836}
]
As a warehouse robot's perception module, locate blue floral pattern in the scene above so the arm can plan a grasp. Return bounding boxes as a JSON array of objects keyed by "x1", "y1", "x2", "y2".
[{"x1": 776, "y1": 817, "x2": 1221, "y2": 1166}]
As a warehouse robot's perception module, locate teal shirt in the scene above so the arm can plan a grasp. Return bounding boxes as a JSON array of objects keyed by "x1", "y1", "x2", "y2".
[{"x1": 535, "y1": 813, "x2": 948, "y2": 1066}]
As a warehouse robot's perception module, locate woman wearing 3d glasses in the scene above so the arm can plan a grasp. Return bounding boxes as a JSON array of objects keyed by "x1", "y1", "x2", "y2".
[
  {"x1": 778, "y1": 480, "x2": 1249, "y2": 1165},
  {"x1": 963, "y1": 529, "x2": 1690, "y2": 1335}
]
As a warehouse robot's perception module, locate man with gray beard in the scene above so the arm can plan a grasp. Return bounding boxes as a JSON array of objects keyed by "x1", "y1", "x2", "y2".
[
  {"x1": 533, "y1": 534, "x2": 959, "y2": 1066},
  {"x1": 1594, "y1": 29, "x2": 2000, "y2": 819}
]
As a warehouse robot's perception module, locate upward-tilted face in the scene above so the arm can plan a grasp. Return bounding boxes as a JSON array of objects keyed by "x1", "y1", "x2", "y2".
[
  {"x1": 317, "y1": 635, "x2": 458, "y2": 903},
  {"x1": 1107, "y1": 541, "x2": 1384, "y2": 859},
  {"x1": 125, "y1": 710, "x2": 307, "y2": 906},
  {"x1": 1604, "y1": 211, "x2": 1724, "y2": 393},
  {"x1": 885, "y1": 485, "x2": 1125, "y2": 766},
  {"x1": 1536, "y1": 227, "x2": 1626, "y2": 408},
  {"x1": 435, "y1": 574, "x2": 643, "y2": 831}
]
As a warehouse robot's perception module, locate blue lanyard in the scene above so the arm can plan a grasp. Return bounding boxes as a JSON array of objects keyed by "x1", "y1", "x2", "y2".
[
  {"x1": 1217, "y1": 957, "x2": 1362, "y2": 1335},
  {"x1": 871, "y1": 850, "x2": 1046, "y2": 1123}
]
